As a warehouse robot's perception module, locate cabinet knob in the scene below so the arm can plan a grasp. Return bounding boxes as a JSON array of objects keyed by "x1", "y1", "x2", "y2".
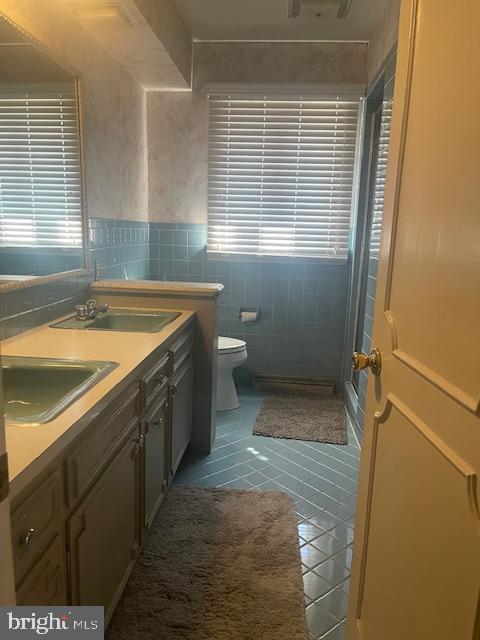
[
  {"x1": 153, "y1": 418, "x2": 163, "y2": 428},
  {"x1": 154, "y1": 374, "x2": 166, "y2": 384},
  {"x1": 170, "y1": 384, "x2": 178, "y2": 397},
  {"x1": 23, "y1": 528, "x2": 35, "y2": 550}
]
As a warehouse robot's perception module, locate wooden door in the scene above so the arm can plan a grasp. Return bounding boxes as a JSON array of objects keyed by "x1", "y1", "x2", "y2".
[
  {"x1": 347, "y1": 1, "x2": 480, "y2": 639},
  {"x1": 143, "y1": 395, "x2": 168, "y2": 530},
  {"x1": 68, "y1": 432, "x2": 141, "y2": 623},
  {"x1": 169, "y1": 355, "x2": 193, "y2": 479}
]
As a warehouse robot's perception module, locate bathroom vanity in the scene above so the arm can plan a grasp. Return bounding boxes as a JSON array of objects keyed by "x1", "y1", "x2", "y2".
[{"x1": 4, "y1": 308, "x2": 196, "y2": 621}]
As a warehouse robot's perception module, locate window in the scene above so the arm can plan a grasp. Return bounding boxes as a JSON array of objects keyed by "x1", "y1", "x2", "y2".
[
  {"x1": 0, "y1": 85, "x2": 83, "y2": 247},
  {"x1": 369, "y1": 97, "x2": 393, "y2": 258},
  {"x1": 207, "y1": 92, "x2": 361, "y2": 260}
]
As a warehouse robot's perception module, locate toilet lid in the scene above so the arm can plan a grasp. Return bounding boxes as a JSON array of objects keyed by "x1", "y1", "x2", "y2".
[{"x1": 218, "y1": 336, "x2": 246, "y2": 354}]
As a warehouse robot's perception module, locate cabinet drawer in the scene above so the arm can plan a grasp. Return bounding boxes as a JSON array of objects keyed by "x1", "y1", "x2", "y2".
[
  {"x1": 141, "y1": 351, "x2": 172, "y2": 411},
  {"x1": 16, "y1": 534, "x2": 67, "y2": 606},
  {"x1": 66, "y1": 385, "x2": 140, "y2": 505},
  {"x1": 171, "y1": 328, "x2": 193, "y2": 372},
  {"x1": 11, "y1": 468, "x2": 62, "y2": 586}
]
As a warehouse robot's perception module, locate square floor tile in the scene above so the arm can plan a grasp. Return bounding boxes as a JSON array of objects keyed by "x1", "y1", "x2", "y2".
[
  {"x1": 308, "y1": 512, "x2": 342, "y2": 533},
  {"x1": 303, "y1": 571, "x2": 333, "y2": 600},
  {"x1": 306, "y1": 492, "x2": 338, "y2": 511},
  {"x1": 313, "y1": 558, "x2": 350, "y2": 587},
  {"x1": 300, "y1": 544, "x2": 329, "y2": 570},
  {"x1": 329, "y1": 524, "x2": 354, "y2": 546},
  {"x1": 341, "y1": 495, "x2": 357, "y2": 509},
  {"x1": 293, "y1": 483, "x2": 324, "y2": 500},
  {"x1": 322, "y1": 620, "x2": 346, "y2": 640},
  {"x1": 325, "y1": 503, "x2": 354, "y2": 523},
  {"x1": 296, "y1": 499, "x2": 321, "y2": 519},
  {"x1": 316, "y1": 587, "x2": 349, "y2": 621},
  {"x1": 298, "y1": 520, "x2": 325, "y2": 543},
  {"x1": 330, "y1": 547, "x2": 353, "y2": 571},
  {"x1": 310, "y1": 533, "x2": 347, "y2": 556},
  {"x1": 338, "y1": 578, "x2": 350, "y2": 595},
  {"x1": 306, "y1": 603, "x2": 339, "y2": 637}
]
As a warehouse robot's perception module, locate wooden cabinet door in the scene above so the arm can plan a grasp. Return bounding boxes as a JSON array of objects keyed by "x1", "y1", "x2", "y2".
[
  {"x1": 68, "y1": 432, "x2": 141, "y2": 623},
  {"x1": 143, "y1": 395, "x2": 168, "y2": 530},
  {"x1": 16, "y1": 535, "x2": 67, "y2": 606},
  {"x1": 169, "y1": 355, "x2": 193, "y2": 479}
]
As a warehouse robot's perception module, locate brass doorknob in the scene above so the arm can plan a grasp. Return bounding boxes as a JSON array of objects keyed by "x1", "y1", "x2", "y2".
[{"x1": 352, "y1": 348, "x2": 382, "y2": 375}]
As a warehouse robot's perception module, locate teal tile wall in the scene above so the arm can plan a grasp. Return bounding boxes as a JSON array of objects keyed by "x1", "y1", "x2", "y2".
[
  {"x1": 150, "y1": 223, "x2": 348, "y2": 385},
  {"x1": 0, "y1": 272, "x2": 90, "y2": 340},
  {"x1": 0, "y1": 218, "x2": 150, "y2": 340},
  {"x1": 89, "y1": 218, "x2": 150, "y2": 280},
  {"x1": 0, "y1": 247, "x2": 83, "y2": 276}
]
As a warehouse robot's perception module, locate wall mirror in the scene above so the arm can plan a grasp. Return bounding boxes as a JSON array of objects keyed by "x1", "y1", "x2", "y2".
[{"x1": 0, "y1": 16, "x2": 87, "y2": 285}]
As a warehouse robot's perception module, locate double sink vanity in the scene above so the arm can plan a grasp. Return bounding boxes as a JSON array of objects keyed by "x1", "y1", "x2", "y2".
[
  {"x1": 0, "y1": 11, "x2": 222, "y2": 619},
  {"x1": 3, "y1": 280, "x2": 222, "y2": 623}
]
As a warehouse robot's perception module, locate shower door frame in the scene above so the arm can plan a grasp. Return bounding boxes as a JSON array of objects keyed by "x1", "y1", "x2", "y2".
[{"x1": 342, "y1": 74, "x2": 386, "y2": 435}]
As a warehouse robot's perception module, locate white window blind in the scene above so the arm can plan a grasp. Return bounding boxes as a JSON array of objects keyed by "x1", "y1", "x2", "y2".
[
  {"x1": 369, "y1": 97, "x2": 393, "y2": 257},
  {"x1": 207, "y1": 92, "x2": 360, "y2": 259},
  {"x1": 0, "y1": 85, "x2": 83, "y2": 247}
]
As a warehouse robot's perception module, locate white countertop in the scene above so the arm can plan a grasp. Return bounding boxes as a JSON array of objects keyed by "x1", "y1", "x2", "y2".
[
  {"x1": 91, "y1": 279, "x2": 224, "y2": 298},
  {"x1": 3, "y1": 308, "x2": 195, "y2": 499}
]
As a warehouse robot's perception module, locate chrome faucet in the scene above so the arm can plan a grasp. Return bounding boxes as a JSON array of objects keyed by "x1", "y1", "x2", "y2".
[{"x1": 75, "y1": 298, "x2": 109, "y2": 321}]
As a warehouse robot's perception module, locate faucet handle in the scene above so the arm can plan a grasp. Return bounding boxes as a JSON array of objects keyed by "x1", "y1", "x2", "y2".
[
  {"x1": 85, "y1": 298, "x2": 97, "y2": 311},
  {"x1": 75, "y1": 304, "x2": 88, "y2": 320}
]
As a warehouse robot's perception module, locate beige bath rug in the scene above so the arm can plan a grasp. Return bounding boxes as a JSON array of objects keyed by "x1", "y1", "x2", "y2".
[
  {"x1": 107, "y1": 485, "x2": 308, "y2": 640},
  {"x1": 253, "y1": 390, "x2": 348, "y2": 444}
]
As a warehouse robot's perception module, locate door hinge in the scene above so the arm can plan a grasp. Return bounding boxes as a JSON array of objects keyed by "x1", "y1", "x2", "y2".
[{"x1": 0, "y1": 452, "x2": 9, "y2": 503}]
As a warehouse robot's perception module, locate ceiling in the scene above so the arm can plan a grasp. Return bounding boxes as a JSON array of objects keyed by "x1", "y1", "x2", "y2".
[{"x1": 173, "y1": 0, "x2": 388, "y2": 42}]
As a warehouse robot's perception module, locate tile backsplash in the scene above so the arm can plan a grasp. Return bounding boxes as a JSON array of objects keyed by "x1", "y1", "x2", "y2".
[
  {"x1": 89, "y1": 218, "x2": 150, "y2": 281},
  {"x1": 2, "y1": 219, "x2": 348, "y2": 388},
  {"x1": 150, "y1": 223, "x2": 348, "y2": 385},
  {"x1": 0, "y1": 218, "x2": 150, "y2": 340},
  {"x1": 0, "y1": 273, "x2": 90, "y2": 340}
]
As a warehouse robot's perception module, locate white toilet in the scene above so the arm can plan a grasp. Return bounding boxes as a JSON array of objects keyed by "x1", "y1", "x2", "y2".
[{"x1": 216, "y1": 336, "x2": 248, "y2": 411}]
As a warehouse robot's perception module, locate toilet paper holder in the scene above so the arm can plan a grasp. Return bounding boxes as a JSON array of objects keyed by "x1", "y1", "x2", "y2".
[{"x1": 239, "y1": 307, "x2": 259, "y2": 322}]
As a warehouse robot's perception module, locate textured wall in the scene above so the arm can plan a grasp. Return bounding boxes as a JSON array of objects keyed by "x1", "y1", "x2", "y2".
[
  {"x1": 147, "y1": 41, "x2": 368, "y2": 224},
  {"x1": 0, "y1": 0, "x2": 148, "y2": 222},
  {"x1": 194, "y1": 41, "x2": 367, "y2": 88},
  {"x1": 134, "y1": 0, "x2": 192, "y2": 86},
  {"x1": 367, "y1": 0, "x2": 400, "y2": 85}
]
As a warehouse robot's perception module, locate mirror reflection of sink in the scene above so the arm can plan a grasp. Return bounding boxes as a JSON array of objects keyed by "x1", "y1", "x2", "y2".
[
  {"x1": 51, "y1": 308, "x2": 181, "y2": 333},
  {"x1": 2, "y1": 356, "x2": 118, "y2": 425}
]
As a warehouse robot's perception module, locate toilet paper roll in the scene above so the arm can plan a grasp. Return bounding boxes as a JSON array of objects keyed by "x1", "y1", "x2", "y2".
[{"x1": 240, "y1": 310, "x2": 257, "y2": 322}]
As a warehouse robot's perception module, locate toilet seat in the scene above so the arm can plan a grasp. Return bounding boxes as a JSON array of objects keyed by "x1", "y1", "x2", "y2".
[{"x1": 218, "y1": 336, "x2": 246, "y2": 355}]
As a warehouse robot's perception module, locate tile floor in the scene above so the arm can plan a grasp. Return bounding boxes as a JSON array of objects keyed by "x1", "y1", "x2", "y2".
[{"x1": 174, "y1": 387, "x2": 361, "y2": 640}]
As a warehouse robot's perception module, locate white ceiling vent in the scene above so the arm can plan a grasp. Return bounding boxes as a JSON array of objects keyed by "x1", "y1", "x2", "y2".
[{"x1": 288, "y1": 0, "x2": 353, "y2": 19}]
